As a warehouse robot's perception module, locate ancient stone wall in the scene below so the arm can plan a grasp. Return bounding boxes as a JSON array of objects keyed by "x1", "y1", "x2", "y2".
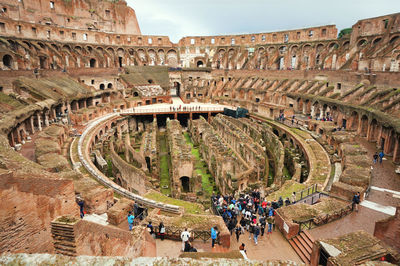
[
  {"x1": 0, "y1": 169, "x2": 79, "y2": 254},
  {"x1": 374, "y1": 207, "x2": 400, "y2": 253},
  {"x1": 74, "y1": 220, "x2": 155, "y2": 257}
]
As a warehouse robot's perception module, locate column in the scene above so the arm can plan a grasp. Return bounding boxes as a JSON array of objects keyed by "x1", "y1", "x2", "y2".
[
  {"x1": 189, "y1": 112, "x2": 193, "y2": 121},
  {"x1": 302, "y1": 104, "x2": 307, "y2": 115},
  {"x1": 30, "y1": 116, "x2": 35, "y2": 134},
  {"x1": 319, "y1": 108, "x2": 324, "y2": 119},
  {"x1": 208, "y1": 112, "x2": 212, "y2": 123},
  {"x1": 174, "y1": 113, "x2": 178, "y2": 120},
  {"x1": 37, "y1": 113, "x2": 42, "y2": 131},
  {"x1": 44, "y1": 112, "x2": 49, "y2": 127},
  {"x1": 393, "y1": 136, "x2": 399, "y2": 163},
  {"x1": 311, "y1": 106, "x2": 315, "y2": 117}
]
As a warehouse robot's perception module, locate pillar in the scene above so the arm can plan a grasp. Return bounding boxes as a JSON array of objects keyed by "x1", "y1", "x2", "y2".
[
  {"x1": 302, "y1": 104, "x2": 307, "y2": 115},
  {"x1": 37, "y1": 113, "x2": 42, "y2": 131},
  {"x1": 44, "y1": 113, "x2": 49, "y2": 127},
  {"x1": 189, "y1": 112, "x2": 193, "y2": 121},
  {"x1": 319, "y1": 108, "x2": 324, "y2": 119},
  {"x1": 208, "y1": 112, "x2": 212, "y2": 123},
  {"x1": 174, "y1": 113, "x2": 178, "y2": 120},
  {"x1": 393, "y1": 136, "x2": 400, "y2": 163},
  {"x1": 311, "y1": 106, "x2": 315, "y2": 117},
  {"x1": 29, "y1": 116, "x2": 35, "y2": 134}
]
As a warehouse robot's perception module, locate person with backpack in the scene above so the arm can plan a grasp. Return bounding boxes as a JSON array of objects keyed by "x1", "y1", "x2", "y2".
[
  {"x1": 260, "y1": 215, "x2": 266, "y2": 236},
  {"x1": 248, "y1": 222, "x2": 254, "y2": 240},
  {"x1": 267, "y1": 215, "x2": 274, "y2": 235},
  {"x1": 352, "y1": 192, "x2": 361, "y2": 212}
]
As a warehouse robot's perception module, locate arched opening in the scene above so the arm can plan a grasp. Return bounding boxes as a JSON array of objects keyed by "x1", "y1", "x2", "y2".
[
  {"x1": 360, "y1": 115, "x2": 368, "y2": 137},
  {"x1": 107, "y1": 83, "x2": 113, "y2": 89},
  {"x1": 180, "y1": 176, "x2": 190, "y2": 192},
  {"x1": 173, "y1": 82, "x2": 181, "y2": 97},
  {"x1": 273, "y1": 129, "x2": 279, "y2": 137},
  {"x1": 390, "y1": 36, "x2": 399, "y2": 44},
  {"x1": 148, "y1": 79, "x2": 153, "y2": 84},
  {"x1": 90, "y1": 58, "x2": 96, "y2": 68},
  {"x1": 145, "y1": 156, "x2": 151, "y2": 172},
  {"x1": 2, "y1": 54, "x2": 13, "y2": 69},
  {"x1": 39, "y1": 56, "x2": 47, "y2": 69},
  {"x1": 99, "y1": 84, "x2": 105, "y2": 90},
  {"x1": 350, "y1": 111, "x2": 359, "y2": 130},
  {"x1": 118, "y1": 57, "x2": 123, "y2": 67},
  {"x1": 133, "y1": 91, "x2": 139, "y2": 97},
  {"x1": 197, "y1": 60, "x2": 204, "y2": 67}
]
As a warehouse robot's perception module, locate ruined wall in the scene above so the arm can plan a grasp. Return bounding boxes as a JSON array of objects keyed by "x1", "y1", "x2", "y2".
[
  {"x1": 0, "y1": 0, "x2": 141, "y2": 35},
  {"x1": 74, "y1": 220, "x2": 155, "y2": 257},
  {"x1": 374, "y1": 207, "x2": 400, "y2": 253},
  {"x1": 0, "y1": 169, "x2": 79, "y2": 254},
  {"x1": 110, "y1": 140, "x2": 147, "y2": 195}
]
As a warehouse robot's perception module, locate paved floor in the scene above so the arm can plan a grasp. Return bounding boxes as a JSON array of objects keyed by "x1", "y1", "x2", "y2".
[
  {"x1": 155, "y1": 229, "x2": 302, "y2": 263},
  {"x1": 309, "y1": 136, "x2": 400, "y2": 241}
]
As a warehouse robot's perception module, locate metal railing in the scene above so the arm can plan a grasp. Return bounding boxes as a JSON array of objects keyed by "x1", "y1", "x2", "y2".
[
  {"x1": 120, "y1": 106, "x2": 225, "y2": 115},
  {"x1": 295, "y1": 184, "x2": 319, "y2": 202},
  {"x1": 153, "y1": 227, "x2": 218, "y2": 243}
]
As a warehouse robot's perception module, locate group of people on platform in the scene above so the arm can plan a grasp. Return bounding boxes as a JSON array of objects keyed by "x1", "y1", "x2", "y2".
[{"x1": 211, "y1": 189, "x2": 296, "y2": 246}]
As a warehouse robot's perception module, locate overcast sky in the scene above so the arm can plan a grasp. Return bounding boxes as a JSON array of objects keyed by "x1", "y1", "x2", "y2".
[{"x1": 127, "y1": 0, "x2": 400, "y2": 43}]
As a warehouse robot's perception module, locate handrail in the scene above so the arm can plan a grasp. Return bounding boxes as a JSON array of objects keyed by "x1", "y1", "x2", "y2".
[{"x1": 120, "y1": 106, "x2": 225, "y2": 115}]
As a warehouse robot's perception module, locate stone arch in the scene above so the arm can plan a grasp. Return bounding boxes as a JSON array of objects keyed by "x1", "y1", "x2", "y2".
[
  {"x1": 89, "y1": 58, "x2": 96, "y2": 68},
  {"x1": 316, "y1": 43, "x2": 324, "y2": 53},
  {"x1": 389, "y1": 35, "x2": 400, "y2": 44},
  {"x1": 349, "y1": 111, "x2": 359, "y2": 130},
  {"x1": 328, "y1": 42, "x2": 339, "y2": 50},
  {"x1": 268, "y1": 46, "x2": 276, "y2": 54},
  {"x1": 368, "y1": 119, "x2": 379, "y2": 142},
  {"x1": 372, "y1": 37, "x2": 382, "y2": 46},
  {"x1": 343, "y1": 41, "x2": 350, "y2": 50},
  {"x1": 197, "y1": 60, "x2": 204, "y2": 67},
  {"x1": 2, "y1": 54, "x2": 13, "y2": 69},
  {"x1": 166, "y1": 49, "x2": 178, "y2": 67},
  {"x1": 359, "y1": 114, "x2": 368, "y2": 137},
  {"x1": 180, "y1": 176, "x2": 190, "y2": 193},
  {"x1": 99, "y1": 84, "x2": 105, "y2": 90},
  {"x1": 107, "y1": 83, "x2": 113, "y2": 89},
  {"x1": 357, "y1": 39, "x2": 368, "y2": 48}
]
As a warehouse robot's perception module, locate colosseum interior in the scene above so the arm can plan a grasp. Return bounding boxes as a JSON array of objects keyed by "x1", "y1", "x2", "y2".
[{"x1": 0, "y1": 0, "x2": 400, "y2": 265}]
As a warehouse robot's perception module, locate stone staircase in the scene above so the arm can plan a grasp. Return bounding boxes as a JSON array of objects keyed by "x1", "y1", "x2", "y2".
[
  {"x1": 51, "y1": 221, "x2": 77, "y2": 257},
  {"x1": 288, "y1": 230, "x2": 315, "y2": 265}
]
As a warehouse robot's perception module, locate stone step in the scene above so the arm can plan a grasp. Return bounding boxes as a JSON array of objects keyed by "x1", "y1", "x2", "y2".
[
  {"x1": 289, "y1": 239, "x2": 309, "y2": 264},
  {"x1": 299, "y1": 232, "x2": 314, "y2": 251}
]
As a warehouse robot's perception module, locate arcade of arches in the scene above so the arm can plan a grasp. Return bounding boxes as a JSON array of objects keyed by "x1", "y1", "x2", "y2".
[{"x1": 0, "y1": 1, "x2": 399, "y2": 265}]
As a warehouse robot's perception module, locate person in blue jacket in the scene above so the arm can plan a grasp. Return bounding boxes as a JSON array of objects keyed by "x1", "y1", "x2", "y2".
[
  {"x1": 127, "y1": 211, "x2": 135, "y2": 231},
  {"x1": 211, "y1": 226, "x2": 218, "y2": 248}
]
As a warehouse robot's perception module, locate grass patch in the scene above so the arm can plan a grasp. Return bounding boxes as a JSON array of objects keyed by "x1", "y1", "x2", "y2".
[
  {"x1": 158, "y1": 132, "x2": 171, "y2": 195},
  {"x1": 145, "y1": 191, "x2": 205, "y2": 214},
  {"x1": 265, "y1": 180, "x2": 306, "y2": 201},
  {"x1": 184, "y1": 132, "x2": 216, "y2": 197}
]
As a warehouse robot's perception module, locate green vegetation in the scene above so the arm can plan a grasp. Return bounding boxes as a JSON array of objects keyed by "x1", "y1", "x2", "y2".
[
  {"x1": 265, "y1": 180, "x2": 306, "y2": 202},
  {"x1": 183, "y1": 132, "x2": 216, "y2": 197},
  {"x1": 338, "y1": 28, "x2": 352, "y2": 39},
  {"x1": 158, "y1": 132, "x2": 171, "y2": 195},
  {"x1": 283, "y1": 166, "x2": 291, "y2": 180},
  {"x1": 145, "y1": 191, "x2": 205, "y2": 214}
]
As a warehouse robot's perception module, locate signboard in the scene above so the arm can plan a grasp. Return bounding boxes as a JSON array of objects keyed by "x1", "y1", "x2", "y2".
[{"x1": 283, "y1": 222, "x2": 289, "y2": 233}]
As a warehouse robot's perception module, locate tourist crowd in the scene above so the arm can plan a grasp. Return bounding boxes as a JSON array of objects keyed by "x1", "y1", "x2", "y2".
[{"x1": 211, "y1": 189, "x2": 296, "y2": 246}]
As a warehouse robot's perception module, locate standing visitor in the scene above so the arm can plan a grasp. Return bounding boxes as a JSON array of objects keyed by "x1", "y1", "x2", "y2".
[
  {"x1": 181, "y1": 228, "x2": 190, "y2": 251},
  {"x1": 158, "y1": 222, "x2": 166, "y2": 240},
  {"x1": 379, "y1": 151, "x2": 384, "y2": 164},
  {"x1": 267, "y1": 215, "x2": 274, "y2": 235},
  {"x1": 211, "y1": 226, "x2": 218, "y2": 248},
  {"x1": 235, "y1": 224, "x2": 242, "y2": 242},
  {"x1": 127, "y1": 211, "x2": 135, "y2": 231},
  {"x1": 352, "y1": 192, "x2": 360, "y2": 212},
  {"x1": 373, "y1": 152, "x2": 378, "y2": 164},
  {"x1": 260, "y1": 215, "x2": 266, "y2": 236},
  {"x1": 291, "y1": 192, "x2": 296, "y2": 204},
  {"x1": 253, "y1": 223, "x2": 260, "y2": 245}
]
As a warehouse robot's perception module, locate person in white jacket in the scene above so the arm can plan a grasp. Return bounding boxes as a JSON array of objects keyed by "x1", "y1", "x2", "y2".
[{"x1": 180, "y1": 228, "x2": 190, "y2": 251}]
